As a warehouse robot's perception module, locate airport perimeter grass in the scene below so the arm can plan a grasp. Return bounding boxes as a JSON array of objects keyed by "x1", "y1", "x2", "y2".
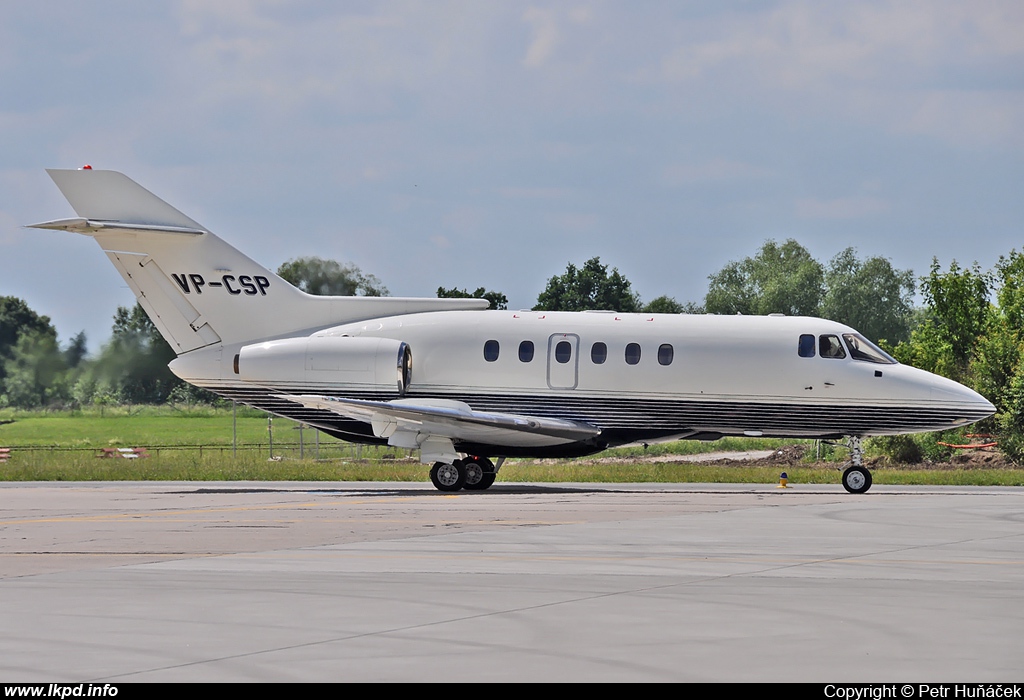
[{"x1": 2, "y1": 405, "x2": 1023, "y2": 486}]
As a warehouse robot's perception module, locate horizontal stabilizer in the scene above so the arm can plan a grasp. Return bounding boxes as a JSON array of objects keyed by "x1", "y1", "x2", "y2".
[
  {"x1": 278, "y1": 394, "x2": 601, "y2": 448},
  {"x1": 44, "y1": 169, "x2": 205, "y2": 229},
  {"x1": 27, "y1": 217, "x2": 205, "y2": 237}
]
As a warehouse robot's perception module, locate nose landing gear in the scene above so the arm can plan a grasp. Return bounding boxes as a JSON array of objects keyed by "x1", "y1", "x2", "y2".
[{"x1": 840, "y1": 436, "x2": 872, "y2": 494}]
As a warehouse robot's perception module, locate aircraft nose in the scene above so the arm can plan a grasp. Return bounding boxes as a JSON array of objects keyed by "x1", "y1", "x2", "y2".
[{"x1": 931, "y1": 374, "x2": 995, "y2": 422}]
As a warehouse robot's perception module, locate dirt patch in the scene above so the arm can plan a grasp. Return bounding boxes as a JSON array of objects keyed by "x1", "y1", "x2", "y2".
[
  {"x1": 924, "y1": 449, "x2": 1014, "y2": 469},
  {"x1": 756, "y1": 444, "x2": 808, "y2": 464}
]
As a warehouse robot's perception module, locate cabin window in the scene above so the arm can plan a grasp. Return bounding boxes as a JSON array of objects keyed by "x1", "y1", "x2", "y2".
[
  {"x1": 798, "y1": 334, "x2": 815, "y2": 358},
  {"x1": 555, "y1": 340, "x2": 572, "y2": 364},
  {"x1": 625, "y1": 343, "x2": 642, "y2": 365},
  {"x1": 519, "y1": 340, "x2": 535, "y2": 363},
  {"x1": 843, "y1": 333, "x2": 897, "y2": 364},
  {"x1": 658, "y1": 344, "x2": 674, "y2": 366},
  {"x1": 819, "y1": 335, "x2": 846, "y2": 359},
  {"x1": 591, "y1": 342, "x2": 607, "y2": 364},
  {"x1": 483, "y1": 339, "x2": 500, "y2": 362}
]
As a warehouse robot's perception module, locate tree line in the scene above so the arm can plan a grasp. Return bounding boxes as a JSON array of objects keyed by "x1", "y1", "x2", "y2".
[{"x1": 3, "y1": 243, "x2": 1023, "y2": 461}]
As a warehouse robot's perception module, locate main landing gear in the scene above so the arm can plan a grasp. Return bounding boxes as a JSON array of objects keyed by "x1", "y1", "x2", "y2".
[
  {"x1": 840, "y1": 436, "x2": 873, "y2": 494},
  {"x1": 429, "y1": 456, "x2": 497, "y2": 492}
]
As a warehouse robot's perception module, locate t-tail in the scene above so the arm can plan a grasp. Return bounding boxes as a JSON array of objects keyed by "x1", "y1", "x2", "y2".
[{"x1": 29, "y1": 169, "x2": 488, "y2": 357}]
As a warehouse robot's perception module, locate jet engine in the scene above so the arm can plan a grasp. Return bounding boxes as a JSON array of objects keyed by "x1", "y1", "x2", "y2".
[{"x1": 234, "y1": 335, "x2": 412, "y2": 395}]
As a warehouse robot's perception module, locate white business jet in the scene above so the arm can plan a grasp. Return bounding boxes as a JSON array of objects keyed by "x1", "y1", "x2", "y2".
[{"x1": 29, "y1": 168, "x2": 995, "y2": 493}]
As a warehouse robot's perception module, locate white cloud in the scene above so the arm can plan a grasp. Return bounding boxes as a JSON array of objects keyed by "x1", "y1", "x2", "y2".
[
  {"x1": 549, "y1": 211, "x2": 599, "y2": 233},
  {"x1": 522, "y1": 7, "x2": 559, "y2": 68},
  {"x1": 663, "y1": 159, "x2": 772, "y2": 186},
  {"x1": 497, "y1": 186, "x2": 572, "y2": 200},
  {"x1": 796, "y1": 196, "x2": 890, "y2": 220},
  {"x1": 654, "y1": 1, "x2": 1024, "y2": 149},
  {"x1": 442, "y1": 206, "x2": 485, "y2": 234},
  {"x1": 899, "y1": 90, "x2": 1024, "y2": 151}
]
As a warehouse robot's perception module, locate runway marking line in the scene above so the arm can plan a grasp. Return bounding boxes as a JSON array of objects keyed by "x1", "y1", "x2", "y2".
[
  {"x1": 203, "y1": 549, "x2": 1024, "y2": 567},
  {"x1": 0, "y1": 502, "x2": 325, "y2": 525}
]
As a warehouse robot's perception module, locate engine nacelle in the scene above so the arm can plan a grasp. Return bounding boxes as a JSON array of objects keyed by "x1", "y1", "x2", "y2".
[{"x1": 235, "y1": 335, "x2": 412, "y2": 394}]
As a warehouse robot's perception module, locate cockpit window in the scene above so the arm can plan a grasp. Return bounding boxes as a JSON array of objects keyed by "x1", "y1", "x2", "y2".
[
  {"x1": 819, "y1": 335, "x2": 847, "y2": 359},
  {"x1": 843, "y1": 333, "x2": 897, "y2": 365}
]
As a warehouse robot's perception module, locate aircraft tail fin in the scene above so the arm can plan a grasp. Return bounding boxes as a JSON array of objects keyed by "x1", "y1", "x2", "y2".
[
  {"x1": 43, "y1": 169, "x2": 206, "y2": 230},
  {"x1": 29, "y1": 169, "x2": 488, "y2": 359}
]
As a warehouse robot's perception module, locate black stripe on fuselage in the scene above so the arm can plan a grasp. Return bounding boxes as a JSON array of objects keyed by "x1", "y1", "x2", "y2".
[{"x1": 201, "y1": 384, "x2": 988, "y2": 456}]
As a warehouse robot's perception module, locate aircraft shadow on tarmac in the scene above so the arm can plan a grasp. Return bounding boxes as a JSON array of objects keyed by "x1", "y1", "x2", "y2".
[{"x1": 173, "y1": 484, "x2": 613, "y2": 497}]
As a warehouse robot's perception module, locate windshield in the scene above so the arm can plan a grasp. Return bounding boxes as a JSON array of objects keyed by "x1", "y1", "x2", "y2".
[{"x1": 842, "y1": 333, "x2": 897, "y2": 365}]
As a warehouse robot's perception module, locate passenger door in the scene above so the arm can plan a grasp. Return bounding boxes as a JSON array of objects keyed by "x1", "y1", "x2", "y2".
[{"x1": 546, "y1": 333, "x2": 580, "y2": 390}]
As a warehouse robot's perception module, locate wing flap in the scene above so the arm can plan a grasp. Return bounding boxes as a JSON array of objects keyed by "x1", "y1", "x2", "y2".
[{"x1": 277, "y1": 394, "x2": 601, "y2": 449}]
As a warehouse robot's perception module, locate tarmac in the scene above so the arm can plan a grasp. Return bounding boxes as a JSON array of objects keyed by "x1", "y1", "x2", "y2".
[{"x1": 1, "y1": 481, "x2": 1022, "y2": 682}]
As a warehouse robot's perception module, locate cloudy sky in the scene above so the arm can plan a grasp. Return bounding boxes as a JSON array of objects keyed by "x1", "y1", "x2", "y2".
[{"x1": 2, "y1": 1, "x2": 1023, "y2": 350}]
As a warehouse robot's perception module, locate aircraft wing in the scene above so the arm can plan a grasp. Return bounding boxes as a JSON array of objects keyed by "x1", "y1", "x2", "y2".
[{"x1": 277, "y1": 394, "x2": 601, "y2": 450}]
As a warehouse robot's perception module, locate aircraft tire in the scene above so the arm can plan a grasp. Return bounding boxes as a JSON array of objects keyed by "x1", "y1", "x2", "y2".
[
  {"x1": 461, "y1": 458, "x2": 484, "y2": 488},
  {"x1": 462, "y1": 457, "x2": 496, "y2": 491},
  {"x1": 470, "y1": 473, "x2": 496, "y2": 490},
  {"x1": 842, "y1": 465, "x2": 872, "y2": 494},
  {"x1": 430, "y1": 461, "x2": 465, "y2": 492}
]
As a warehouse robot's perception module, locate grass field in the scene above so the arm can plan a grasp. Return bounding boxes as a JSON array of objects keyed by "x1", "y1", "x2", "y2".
[
  {"x1": 2, "y1": 405, "x2": 1023, "y2": 486},
  {"x1": 0, "y1": 404, "x2": 277, "y2": 446}
]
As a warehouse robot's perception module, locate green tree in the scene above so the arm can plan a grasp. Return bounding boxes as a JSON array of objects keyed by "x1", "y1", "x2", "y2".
[
  {"x1": 278, "y1": 257, "x2": 389, "y2": 297},
  {"x1": 0, "y1": 296, "x2": 58, "y2": 393},
  {"x1": 986, "y1": 251, "x2": 1024, "y2": 458},
  {"x1": 994, "y1": 250, "x2": 1024, "y2": 337},
  {"x1": 884, "y1": 257, "x2": 1003, "y2": 466},
  {"x1": 93, "y1": 304, "x2": 180, "y2": 405},
  {"x1": 63, "y1": 331, "x2": 88, "y2": 369},
  {"x1": 890, "y1": 259, "x2": 993, "y2": 382},
  {"x1": 1, "y1": 330, "x2": 70, "y2": 408},
  {"x1": 969, "y1": 319, "x2": 1021, "y2": 415},
  {"x1": 534, "y1": 257, "x2": 641, "y2": 312},
  {"x1": 436, "y1": 286, "x2": 508, "y2": 310},
  {"x1": 821, "y1": 248, "x2": 915, "y2": 344},
  {"x1": 918, "y1": 259, "x2": 993, "y2": 371},
  {"x1": 642, "y1": 296, "x2": 702, "y2": 314},
  {"x1": 704, "y1": 239, "x2": 823, "y2": 316},
  {"x1": 889, "y1": 319, "x2": 957, "y2": 379},
  {"x1": 997, "y1": 367, "x2": 1024, "y2": 463}
]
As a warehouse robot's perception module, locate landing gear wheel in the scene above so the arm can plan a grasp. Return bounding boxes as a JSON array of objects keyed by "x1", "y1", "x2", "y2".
[
  {"x1": 474, "y1": 473, "x2": 496, "y2": 490},
  {"x1": 842, "y1": 465, "x2": 872, "y2": 494},
  {"x1": 461, "y1": 458, "x2": 484, "y2": 488},
  {"x1": 462, "y1": 456, "x2": 496, "y2": 491},
  {"x1": 430, "y1": 461, "x2": 465, "y2": 492}
]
